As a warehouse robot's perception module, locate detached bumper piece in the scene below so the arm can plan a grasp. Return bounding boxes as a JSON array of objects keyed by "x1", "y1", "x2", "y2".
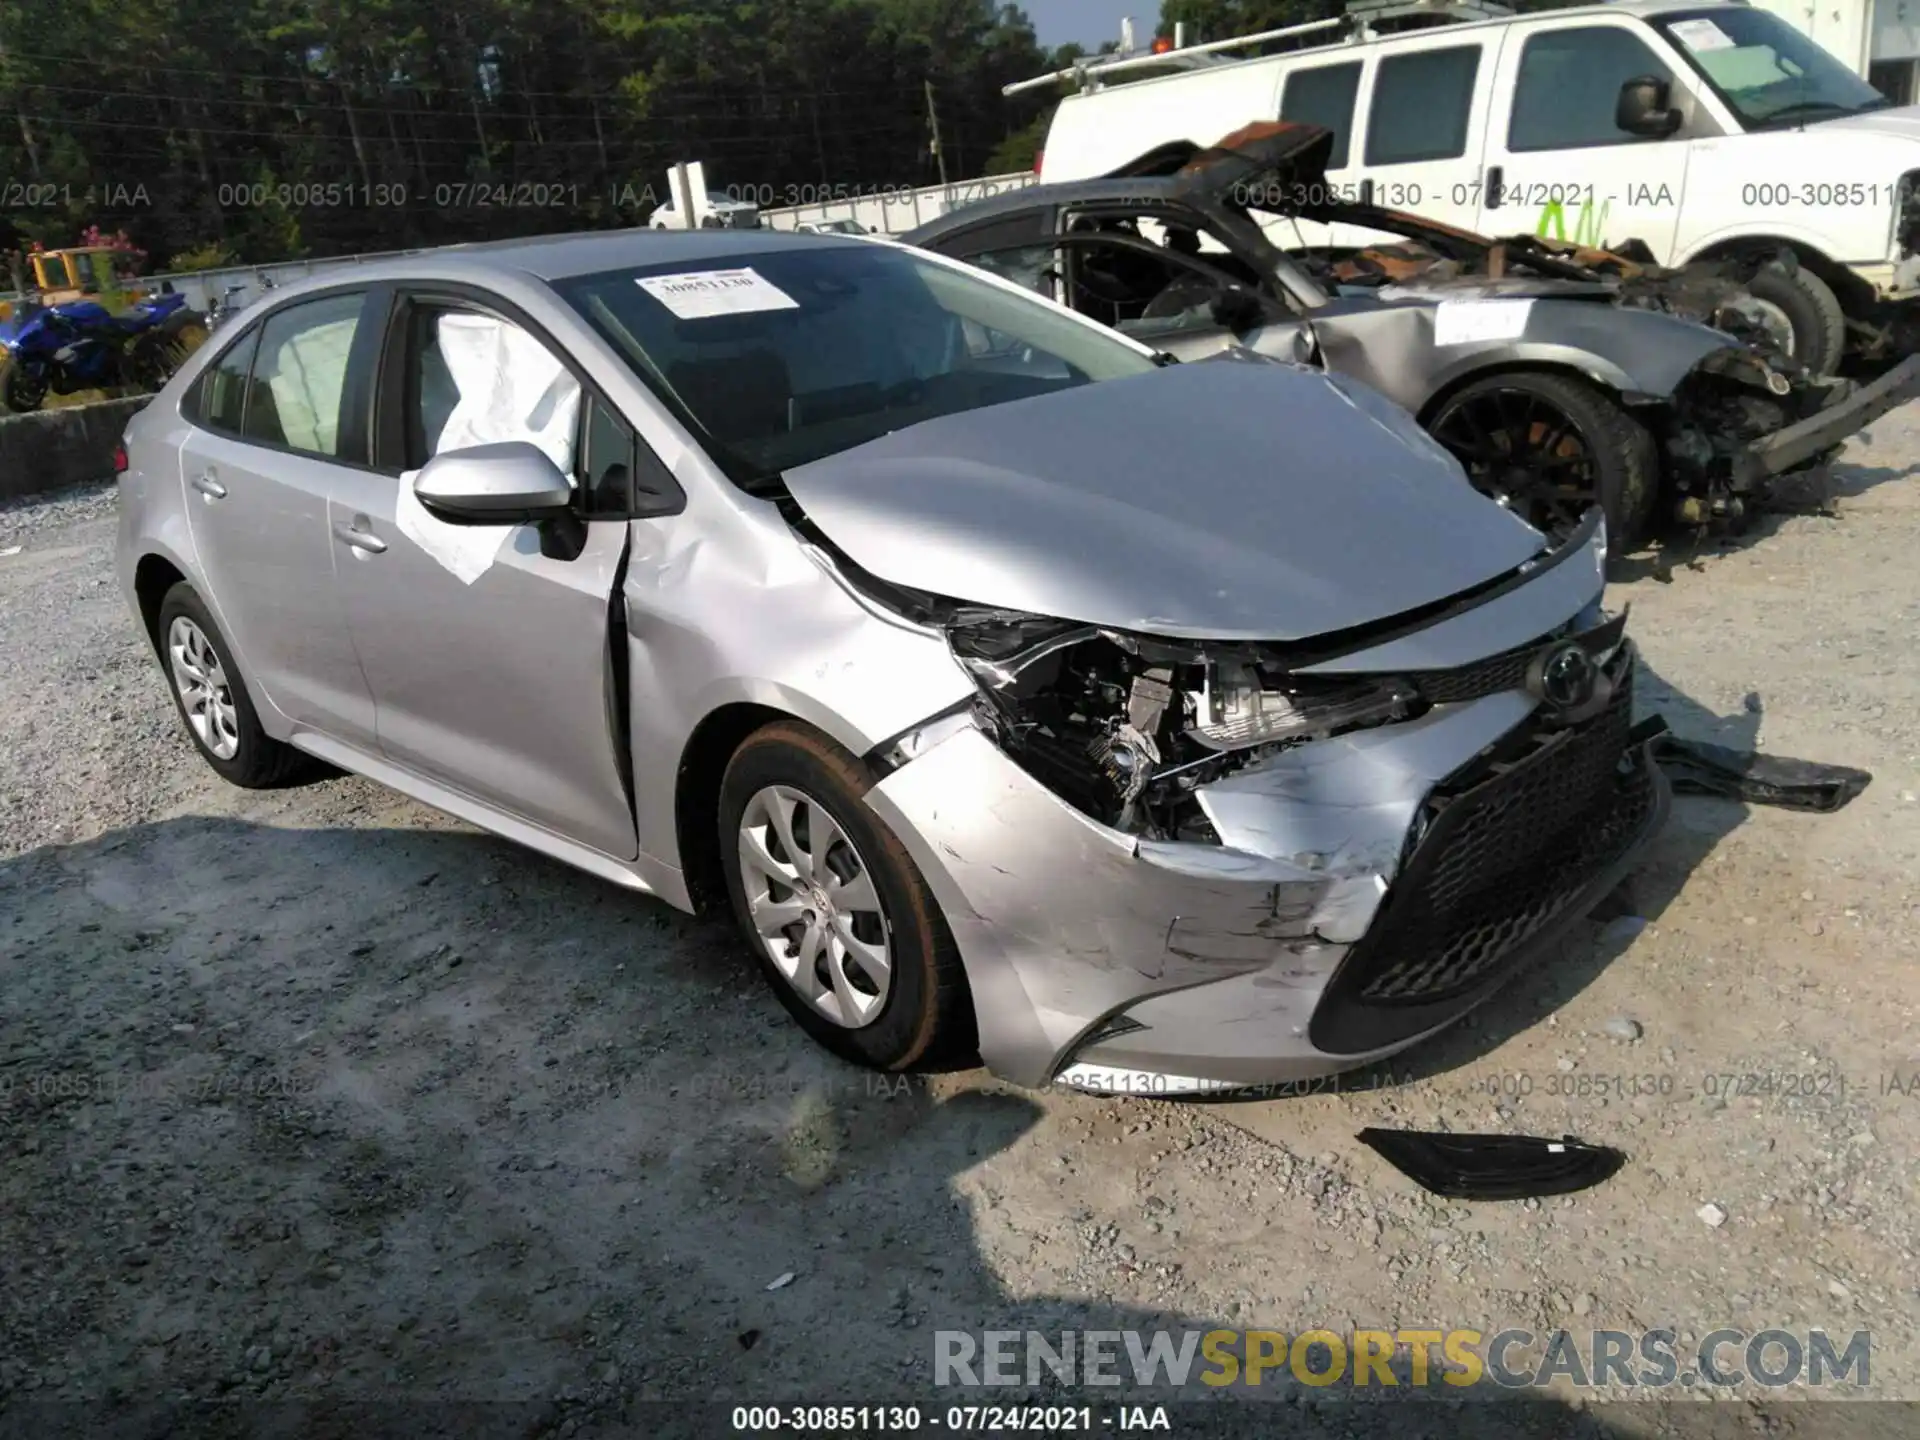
[
  {"x1": 1734, "y1": 351, "x2": 1920, "y2": 488},
  {"x1": 1309, "y1": 645, "x2": 1669, "y2": 1056},
  {"x1": 1358, "y1": 1128, "x2": 1626, "y2": 1200},
  {"x1": 1653, "y1": 736, "x2": 1872, "y2": 814}
]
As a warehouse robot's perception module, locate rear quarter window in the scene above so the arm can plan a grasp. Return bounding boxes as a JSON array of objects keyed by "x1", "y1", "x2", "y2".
[{"x1": 1281, "y1": 62, "x2": 1363, "y2": 169}]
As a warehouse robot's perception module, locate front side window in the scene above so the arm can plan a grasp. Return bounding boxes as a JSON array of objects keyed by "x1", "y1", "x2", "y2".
[
  {"x1": 1510, "y1": 27, "x2": 1678, "y2": 151},
  {"x1": 1281, "y1": 62, "x2": 1362, "y2": 169},
  {"x1": 401, "y1": 306, "x2": 583, "y2": 476},
  {"x1": 554, "y1": 242, "x2": 1156, "y2": 486},
  {"x1": 1365, "y1": 46, "x2": 1483, "y2": 165},
  {"x1": 242, "y1": 292, "x2": 366, "y2": 457},
  {"x1": 1653, "y1": 8, "x2": 1888, "y2": 129}
]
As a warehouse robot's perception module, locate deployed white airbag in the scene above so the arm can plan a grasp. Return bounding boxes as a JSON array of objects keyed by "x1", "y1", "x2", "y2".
[{"x1": 396, "y1": 313, "x2": 583, "y2": 584}]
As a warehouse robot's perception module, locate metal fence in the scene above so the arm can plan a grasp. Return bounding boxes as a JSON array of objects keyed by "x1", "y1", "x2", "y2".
[
  {"x1": 754, "y1": 172, "x2": 1038, "y2": 234},
  {"x1": 0, "y1": 167, "x2": 1041, "y2": 316}
]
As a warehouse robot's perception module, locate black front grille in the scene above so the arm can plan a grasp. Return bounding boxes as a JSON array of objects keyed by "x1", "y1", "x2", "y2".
[
  {"x1": 1309, "y1": 646, "x2": 1665, "y2": 1055},
  {"x1": 1411, "y1": 641, "x2": 1539, "y2": 705}
]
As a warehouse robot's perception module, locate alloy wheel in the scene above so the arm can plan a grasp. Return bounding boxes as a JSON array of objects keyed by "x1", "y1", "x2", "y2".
[
  {"x1": 167, "y1": 615, "x2": 241, "y2": 760},
  {"x1": 1430, "y1": 387, "x2": 1599, "y2": 537},
  {"x1": 736, "y1": 783, "x2": 892, "y2": 1028}
]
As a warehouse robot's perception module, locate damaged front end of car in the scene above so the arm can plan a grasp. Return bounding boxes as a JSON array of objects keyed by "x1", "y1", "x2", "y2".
[
  {"x1": 1658, "y1": 345, "x2": 1920, "y2": 528},
  {"x1": 823, "y1": 516, "x2": 1668, "y2": 1094}
]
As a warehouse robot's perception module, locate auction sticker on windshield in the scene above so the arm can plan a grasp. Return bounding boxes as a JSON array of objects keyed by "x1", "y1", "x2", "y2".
[
  {"x1": 1668, "y1": 18, "x2": 1736, "y2": 51},
  {"x1": 636, "y1": 267, "x2": 799, "y2": 319}
]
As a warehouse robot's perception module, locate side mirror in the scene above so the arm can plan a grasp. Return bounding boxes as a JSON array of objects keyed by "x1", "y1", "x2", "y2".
[
  {"x1": 1208, "y1": 286, "x2": 1266, "y2": 333},
  {"x1": 1616, "y1": 75, "x2": 1682, "y2": 137},
  {"x1": 413, "y1": 441, "x2": 574, "y2": 525}
]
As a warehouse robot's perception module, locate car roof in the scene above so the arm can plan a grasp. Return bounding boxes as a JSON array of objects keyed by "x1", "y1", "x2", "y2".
[{"x1": 249, "y1": 228, "x2": 867, "y2": 303}]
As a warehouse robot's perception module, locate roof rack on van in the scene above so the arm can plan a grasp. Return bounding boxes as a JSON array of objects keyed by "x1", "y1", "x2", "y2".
[{"x1": 1002, "y1": 0, "x2": 1510, "y2": 97}]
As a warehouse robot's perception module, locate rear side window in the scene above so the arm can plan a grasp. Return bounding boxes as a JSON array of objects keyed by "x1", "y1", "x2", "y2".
[
  {"x1": 191, "y1": 328, "x2": 260, "y2": 435},
  {"x1": 1281, "y1": 62, "x2": 1362, "y2": 169},
  {"x1": 241, "y1": 293, "x2": 367, "y2": 457},
  {"x1": 1510, "y1": 27, "x2": 1677, "y2": 151},
  {"x1": 1365, "y1": 46, "x2": 1482, "y2": 165}
]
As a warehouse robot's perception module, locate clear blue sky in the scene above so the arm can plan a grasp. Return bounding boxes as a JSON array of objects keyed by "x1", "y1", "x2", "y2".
[{"x1": 1025, "y1": 0, "x2": 1163, "y2": 50}]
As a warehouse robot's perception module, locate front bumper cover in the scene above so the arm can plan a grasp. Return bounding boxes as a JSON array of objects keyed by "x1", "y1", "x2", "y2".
[{"x1": 1734, "y1": 352, "x2": 1920, "y2": 487}]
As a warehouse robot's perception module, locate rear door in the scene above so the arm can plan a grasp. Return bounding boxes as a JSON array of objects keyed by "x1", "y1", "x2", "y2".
[
  {"x1": 175, "y1": 290, "x2": 381, "y2": 746},
  {"x1": 1351, "y1": 37, "x2": 1500, "y2": 235},
  {"x1": 323, "y1": 285, "x2": 641, "y2": 861},
  {"x1": 1475, "y1": 17, "x2": 1696, "y2": 254}
]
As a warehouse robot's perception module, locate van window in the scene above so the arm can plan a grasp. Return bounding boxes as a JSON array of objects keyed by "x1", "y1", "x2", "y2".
[
  {"x1": 1653, "y1": 7, "x2": 1887, "y2": 129},
  {"x1": 1365, "y1": 46, "x2": 1482, "y2": 165},
  {"x1": 1510, "y1": 27, "x2": 1676, "y2": 151},
  {"x1": 1280, "y1": 62, "x2": 1362, "y2": 169}
]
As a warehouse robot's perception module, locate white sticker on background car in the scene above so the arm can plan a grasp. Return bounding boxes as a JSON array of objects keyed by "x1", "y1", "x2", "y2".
[
  {"x1": 1668, "y1": 17, "x2": 1736, "y2": 51},
  {"x1": 1432, "y1": 299, "x2": 1534, "y2": 346},
  {"x1": 636, "y1": 268, "x2": 800, "y2": 319}
]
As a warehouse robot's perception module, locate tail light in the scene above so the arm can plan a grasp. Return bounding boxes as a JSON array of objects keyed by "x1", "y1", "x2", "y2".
[
  {"x1": 113, "y1": 441, "x2": 129, "y2": 474},
  {"x1": 1034, "y1": 149, "x2": 1045, "y2": 176}
]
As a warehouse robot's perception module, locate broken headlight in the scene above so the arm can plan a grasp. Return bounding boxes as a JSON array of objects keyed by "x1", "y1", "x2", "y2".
[
  {"x1": 1191, "y1": 661, "x2": 1412, "y2": 752},
  {"x1": 946, "y1": 612, "x2": 1415, "y2": 840}
]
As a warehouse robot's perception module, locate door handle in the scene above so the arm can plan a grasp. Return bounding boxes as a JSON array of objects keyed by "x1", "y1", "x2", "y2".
[
  {"x1": 191, "y1": 472, "x2": 226, "y2": 499},
  {"x1": 332, "y1": 520, "x2": 387, "y2": 554},
  {"x1": 1484, "y1": 165, "x2": 1505, "y2": 210}
]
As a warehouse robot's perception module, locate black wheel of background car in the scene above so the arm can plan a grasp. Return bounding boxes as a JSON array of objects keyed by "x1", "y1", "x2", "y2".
[
  {"x1": 154, "y1": 581, "x2": 319, "y2": 788},
  {"x1": 1428, "y1": 371, "x2": 1658, "y2": 549},
  {"x1": 0, "y1": 354, "x2": 47, "y2": 414},
  {"x1": 718, "y1": 720, "x2": 976, "y2": 1071},
  {"x1": 1741, "y1": 262, "x2": 1846, "y2": 376}
]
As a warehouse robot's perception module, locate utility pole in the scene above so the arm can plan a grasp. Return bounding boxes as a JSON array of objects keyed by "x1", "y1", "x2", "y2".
[{"x1": 924, "y1": 79, "x2": 948, "y2": 187}]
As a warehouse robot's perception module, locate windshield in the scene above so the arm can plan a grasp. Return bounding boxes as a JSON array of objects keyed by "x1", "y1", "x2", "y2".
[
  {"x1": 555, "y1": 242, "x2": 1157, "y2": 485},
  {"x1": 1653, "y1": 8, "x2": 1889, "y2": 129}
]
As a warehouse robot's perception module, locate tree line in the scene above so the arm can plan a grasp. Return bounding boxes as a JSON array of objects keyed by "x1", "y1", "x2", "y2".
[{"x1": 0, "y1": 0, "x2": 1117, "y2": 271}]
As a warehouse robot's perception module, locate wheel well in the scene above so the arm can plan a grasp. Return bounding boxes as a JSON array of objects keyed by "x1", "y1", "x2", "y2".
[
  {"x1": 133, "y1": 554, "x2": 187, "y2": 650},
  {"x1": 674, "y1": 702, "x2": 788, "y2": 916},
  {"x1": 1417, "y1": 362, "x2": 1621, "y2": 427},
  {"x1": 1690, "y1": 238, "x2": 1871, "y2": 316}
]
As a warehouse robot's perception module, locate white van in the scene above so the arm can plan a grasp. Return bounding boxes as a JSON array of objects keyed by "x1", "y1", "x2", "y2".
[{"x1": 1030, "y1": 0, "x2": 1920, "y2": 372}]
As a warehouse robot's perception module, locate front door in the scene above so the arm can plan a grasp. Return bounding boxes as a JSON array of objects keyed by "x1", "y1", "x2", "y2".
[
  {"x1": 1475, "y1": 19, "x2": 1697, "y2": 257},
  {"x1": 177, "y1": 291, "x2": 380, "y2": 745},
  {"x1": 326, "y1": 292, "x2": 639, "y2": 861}
]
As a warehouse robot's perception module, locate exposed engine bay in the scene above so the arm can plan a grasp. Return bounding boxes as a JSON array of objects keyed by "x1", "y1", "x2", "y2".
[{"x1": 942, "y1": 610, "x2": 1413, "y2": 840}]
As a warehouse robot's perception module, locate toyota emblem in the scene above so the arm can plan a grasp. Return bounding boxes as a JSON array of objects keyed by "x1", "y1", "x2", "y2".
[{"x1": 1527, "y1": 641, "x2": 1609, "y2": 723}]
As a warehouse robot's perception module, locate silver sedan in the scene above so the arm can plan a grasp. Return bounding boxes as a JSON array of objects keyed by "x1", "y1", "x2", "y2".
[{"x1": 115, "y1": 228, "x2": 1667, "y2": 1094}]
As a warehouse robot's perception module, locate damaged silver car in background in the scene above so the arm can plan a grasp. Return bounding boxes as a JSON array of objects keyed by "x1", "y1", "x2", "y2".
[
  {"x1": 905, "y1": 123, "x2": 1920, "y2": 550},
  {"x1": 118, "y1": 228, "x2": 1667, "y2": 1095}
]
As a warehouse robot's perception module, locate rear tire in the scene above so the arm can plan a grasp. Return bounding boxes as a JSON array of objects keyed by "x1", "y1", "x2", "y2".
[
  {"x1": 1427, "y1": 370, "x2": 1659, "y2": 550},
  {"x1": 1743, "y1": 261, "x2": 1846, "y2": 376},
  {"x1": 154, "y1": 582, "x2": 317, "y2": 788},
  {"x1": 718, "y1": 720, "x2": 975, "y2": 1071}
]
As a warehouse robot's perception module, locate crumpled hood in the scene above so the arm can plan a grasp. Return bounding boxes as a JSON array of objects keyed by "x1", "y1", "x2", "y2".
[{"x1": 783, "y1": 356, "x2": 1547, "y2": 641}]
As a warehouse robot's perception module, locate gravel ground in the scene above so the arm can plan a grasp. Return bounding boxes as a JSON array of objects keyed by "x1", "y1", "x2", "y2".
[{"x1": 4, "y1": 417, "x2": 1920, "y2": 1438}]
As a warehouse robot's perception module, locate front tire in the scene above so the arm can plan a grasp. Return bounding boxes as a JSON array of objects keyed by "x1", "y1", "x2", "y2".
[
  {"x1": 1742, "y1": 260, "x2": 1846, "y2": 376},
  {"x1": 1428, "y1": 370, "x2": 1658, "y2": 549},
  {"x1": 718, "y1": 720, "x2": 975, "y2": 1071},
  {"x1": 154, "y1": 582, "x2": 316, "y2": 788},
  {"x1": 0, "y1": 353, "x2": 47, "y2": 413}
]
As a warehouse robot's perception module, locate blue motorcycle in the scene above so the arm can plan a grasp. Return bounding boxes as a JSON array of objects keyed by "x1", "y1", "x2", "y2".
[{"x1": 0, "y1": 289, "x2": 206, "y2": 414}]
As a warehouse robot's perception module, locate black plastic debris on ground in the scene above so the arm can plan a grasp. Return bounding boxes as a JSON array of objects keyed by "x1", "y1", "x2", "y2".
[
  {"x1": 1651, "y1": 734, "x2": 1871, "y2": 813},
  {"x1": 1356, "y1": 1129, "x2": 1626, "y2": 1201}
]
